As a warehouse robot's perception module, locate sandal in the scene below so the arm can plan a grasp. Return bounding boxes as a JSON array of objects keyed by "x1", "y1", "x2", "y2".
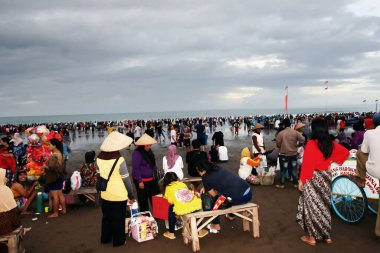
[
  {"x1": 275, "y1": 184, "x2": 285, "y2": 189},
  {"x1": 300, "y1": 236, "x2": 316, "y2": 246},
  {"x1": 163, "y1": 231, "x2": 176, "y2": 240},
  {"x1": 198, "y1": 229, "x2": 209, "y2": 238},
  {"x1": 325, "y1": 239, "x2": 333, "y2": 244},
  {"x1": 225, "y1": 214, "x2": 236, "y2": 221},
  {"x1": 207, "y1": 224, "x2": 220, "y2": 234}
]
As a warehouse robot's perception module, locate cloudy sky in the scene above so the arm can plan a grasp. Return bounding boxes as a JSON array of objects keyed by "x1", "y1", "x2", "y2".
[{"x1": 0, "y1": 0, "x2": 380, "y2": 117}]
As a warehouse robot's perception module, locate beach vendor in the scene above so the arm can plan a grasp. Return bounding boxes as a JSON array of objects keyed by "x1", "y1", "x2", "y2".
[
  {"x1": 11, "y1": 169, "x2": 39, "y2": 215},
  {"x1": 196, "y1": 160, "x2": 252, "y2": 232},
  {"x1": 0, "y1": 168, "x2": 21, "y2": 237},
  {"x1": 296, "y1": 118, "x2": 349, "y2": 246},
  {"x1": 238, "y1": 147, "x2": 261, "y2": 185},
  {"x1": 251, "y1": 123, "x2": 266, "y2": 156},
  {"x1": 162, "y1": 172, "x2": 207, "y2": 240},
  {"x1": 132, "y1": 133, "x2": 161, "y2": 212},
  {"x1": 97, "y1": 132, "x2": 135, "y2": 247}
]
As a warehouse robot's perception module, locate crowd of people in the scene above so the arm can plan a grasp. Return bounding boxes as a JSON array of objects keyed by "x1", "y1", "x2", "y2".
[{"x1": 0, "y1": 111, "x2": 379, "y2": 248}]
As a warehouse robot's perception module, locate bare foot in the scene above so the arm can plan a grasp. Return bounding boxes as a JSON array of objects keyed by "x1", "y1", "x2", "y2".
[
  {"x1": 48, "y1": 213, "x2": 59, "y2": 218},
  {"x1": 23, "y1": 227, "x2": 32, "y2": 235}
]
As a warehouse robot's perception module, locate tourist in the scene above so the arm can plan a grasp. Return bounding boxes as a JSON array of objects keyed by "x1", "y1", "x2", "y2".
[
  {"x1": 186, "y1": 140, "x2": 207, "y2": 178},
  {"x1": 132, "y1": 134, "x2": 161, "y2": 212},
  {"x1": 80, "y1": 151, "x2": 97, "y2": 187},
  {"x1": 296, "y1": 118, "x2": 349, "y2": 245},
  {"x1": 162, "y1": 145, "x2": 184, "y2": 180},
  {"x1": 11, "y1": 169, "x2": 39, "y2": 215},
  {"x1": 238, "y1": 147, "x2": 261, "y2": 185},
  {"x1": 97, "y1": 132, "x2": 135, "y2": 247}
]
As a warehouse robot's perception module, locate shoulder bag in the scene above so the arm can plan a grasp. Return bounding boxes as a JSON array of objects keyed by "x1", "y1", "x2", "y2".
[{"x1": 96, "y1": 157, "x2": 120, "y2": 192}]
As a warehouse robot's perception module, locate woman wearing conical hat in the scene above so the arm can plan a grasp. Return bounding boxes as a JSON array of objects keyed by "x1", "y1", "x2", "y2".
[{"x1": 132, "y1": 134, "x2": 161, "y2": 212}]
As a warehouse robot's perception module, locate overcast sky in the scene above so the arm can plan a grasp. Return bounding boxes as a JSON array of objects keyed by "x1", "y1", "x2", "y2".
[{"x1": 0, "y1": 0, "x2": 380, "y2": 117}]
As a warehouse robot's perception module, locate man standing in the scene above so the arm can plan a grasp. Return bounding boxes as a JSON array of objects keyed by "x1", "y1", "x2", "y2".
[
  {"x1": 350, "y1": 113, "x2": 380, "y2": 242},
  {"x1": 194, "y1": 120, "x2": 206, "y2": 151},
  {"x1": 275, "y1": 118, "x2": 305, "y2": 189}
]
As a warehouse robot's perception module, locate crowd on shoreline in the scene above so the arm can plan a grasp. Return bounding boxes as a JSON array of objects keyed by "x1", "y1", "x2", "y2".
[{"x1": 1, "y1": 110, "x2": 379, "y2": 249}]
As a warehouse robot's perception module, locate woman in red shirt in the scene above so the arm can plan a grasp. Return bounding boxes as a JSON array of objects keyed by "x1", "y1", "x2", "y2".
[{"x1": 296, "y1": 118, "x2": 349, "y2": 246}]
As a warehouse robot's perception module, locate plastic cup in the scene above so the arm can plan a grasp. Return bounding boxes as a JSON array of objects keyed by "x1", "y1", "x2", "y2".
[{"x1": 44, "y1": 206, "x2": 49, "y2": 213}]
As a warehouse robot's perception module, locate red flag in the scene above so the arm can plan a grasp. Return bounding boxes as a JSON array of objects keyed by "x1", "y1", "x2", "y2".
[{"x1": 285, "y1": 86, "x2": 288, "y2": 111}]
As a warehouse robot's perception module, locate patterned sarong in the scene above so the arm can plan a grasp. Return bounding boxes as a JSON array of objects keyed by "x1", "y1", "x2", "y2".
[{"x1": 296, "y1": 170, "x2": 331, "y2": 240}]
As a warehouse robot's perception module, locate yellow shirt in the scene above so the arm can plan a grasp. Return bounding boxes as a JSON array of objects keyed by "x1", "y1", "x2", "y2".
[
  {"x1": 164, "y1": 181, "x2": 201, "y2": 215},
  {"x1": 97, "y1": 157, "x2": 129, "y2": 201}
]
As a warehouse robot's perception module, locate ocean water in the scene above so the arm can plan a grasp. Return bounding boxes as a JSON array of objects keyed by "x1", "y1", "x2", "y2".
[{"x1": 0, "y1": 105, "x2": 369, "y2": 125}]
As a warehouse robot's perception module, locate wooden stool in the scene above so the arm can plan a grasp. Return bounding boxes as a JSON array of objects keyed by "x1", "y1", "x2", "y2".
[{"x1": 0, "y1": 226, "x2": 25, "y2": 253}]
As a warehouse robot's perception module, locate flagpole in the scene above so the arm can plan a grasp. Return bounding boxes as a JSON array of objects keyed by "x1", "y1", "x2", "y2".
[
  {"x1": 376, "y1": 99, "x2": 378, "y2": 113},
  {"x1": 285, "y1": 86, "x2": 288, "y2": 116},
  {"x1": 324, "y1": 81, "x2": 329, "y2": 114}
]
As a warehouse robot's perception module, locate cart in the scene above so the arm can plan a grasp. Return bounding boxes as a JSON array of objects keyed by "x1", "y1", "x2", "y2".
[{"x1": 331, "y1": 158, "x2": 379, "y2": 224}]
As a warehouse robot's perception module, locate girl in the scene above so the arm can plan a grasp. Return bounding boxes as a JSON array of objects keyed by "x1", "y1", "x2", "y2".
[{"x1": 162, "y1": 172, "x2": 205, "y2": 239}]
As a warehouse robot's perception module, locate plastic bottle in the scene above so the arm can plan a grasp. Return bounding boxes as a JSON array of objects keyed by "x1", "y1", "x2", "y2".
[
  {"x1": 36, "y1": 192, "x2": 43, "y2": 214},
  {"x1": 130, "y1": 202, "x2": 139, "y2": 216}
]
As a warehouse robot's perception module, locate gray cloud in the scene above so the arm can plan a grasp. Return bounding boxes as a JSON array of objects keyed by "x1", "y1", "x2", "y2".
[{"x1": 0, "y1": 0, "x2": 380, "y2": 116}]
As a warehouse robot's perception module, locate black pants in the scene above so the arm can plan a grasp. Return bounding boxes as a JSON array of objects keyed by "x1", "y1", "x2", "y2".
[
  {"x1": 133, "y1": 179, "x2": 161, "y2": 212},
  {"x1": 101, "y1": 199, "x2": 127, "y2": 246}
]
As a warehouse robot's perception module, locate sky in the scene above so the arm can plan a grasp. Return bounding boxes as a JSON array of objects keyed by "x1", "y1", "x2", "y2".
[{"x1": 0, "y1": 0, "x2": 380, "y2": 117}]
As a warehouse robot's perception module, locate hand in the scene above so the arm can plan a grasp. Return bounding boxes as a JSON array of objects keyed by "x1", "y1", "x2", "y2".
[
  {"x1": 199, "y1": 187, "x2": 205, "y2": 194},
  {"x1": 138, "y1": 182, "x2": 144, "y2": 189},
  {"x1": 298, "y1": 181, "x2": 303, "y2": 192},
  {"x1": 33, "y1": 181, "x2": 39, "y2": 187},
  {"x1": 128, "y1": 199, "x2": 136, "y2": 205}
]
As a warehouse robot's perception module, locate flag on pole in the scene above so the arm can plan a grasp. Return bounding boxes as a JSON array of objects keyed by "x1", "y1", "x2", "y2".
[
  {"x1": 285, "y1": 86, "x2": 288, "y2": 111},
  {"x1": 324, "y1": 81, "x2": 328, "y2": 90}
]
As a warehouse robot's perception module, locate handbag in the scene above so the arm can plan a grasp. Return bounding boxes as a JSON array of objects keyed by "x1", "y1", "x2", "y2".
[
  {"x1": 96, "y1": 157, "x2": 120, "y2": 191},
  {"x1": 201, "y1": 194, "x2": 232, "y2": 211}
]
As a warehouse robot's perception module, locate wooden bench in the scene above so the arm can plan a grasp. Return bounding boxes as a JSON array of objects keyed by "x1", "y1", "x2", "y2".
[
  {"x1": 0, "y1": 226, "x2": 25, "y2": 253},
  {"x1": 181, "y1": 202, "x2": 260, "y2": 252},
  {"x1": 69, "y1": 187, "x2": 100, "y2": 207}
]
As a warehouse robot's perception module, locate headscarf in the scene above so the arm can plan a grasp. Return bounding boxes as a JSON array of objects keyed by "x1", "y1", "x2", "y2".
[
  {"x1": 0, "y1": 168, "x2": 18, "y2": 212},
  {"x1": 166, "y1": 145, "x2": 179, "y2": 169},
  {"x1": 241, "y1": 147, "x2": 251, "y2": 162}
]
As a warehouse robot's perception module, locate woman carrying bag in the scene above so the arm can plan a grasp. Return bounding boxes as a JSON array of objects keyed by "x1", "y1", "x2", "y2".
[
  {"x1": 132, "y1": 133, "x2": 161, "y2": 212},
  {"x1": 97, "y1": 132, "x2": 135, "y2": 247}
]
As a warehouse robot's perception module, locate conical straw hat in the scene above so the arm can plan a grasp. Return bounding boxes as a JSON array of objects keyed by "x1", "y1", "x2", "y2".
[
  {"x1": 135, "y1": 133, "x2": 157, "y2": 146},
  {"x1": 252, "y1": 123, "x2": 264, "y2": 130},
  {"x1": 100, "y1": 131, "x2": 133, "y2": 152}
]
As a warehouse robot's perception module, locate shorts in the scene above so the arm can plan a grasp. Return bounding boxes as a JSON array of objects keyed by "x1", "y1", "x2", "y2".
[{"x1": 46, "y1": 178, "x2": 64, "y2": 191}]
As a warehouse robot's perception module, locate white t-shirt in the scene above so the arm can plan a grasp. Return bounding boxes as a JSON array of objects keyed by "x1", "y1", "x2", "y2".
[
  {"x1": 361, "y1": 126, "x2": 380, "y2": 179},
  {"x1": 134, "y1": 126, "x2": 141, "y2": 138},
  {"x1": 162, "y1": 156, "x2": 184, "y2": 180},
  {"x1": 170, "y1": 129, "x2": 177, "y2": 143},
  {"x1": 218, "y1": 146, "x2": 228, "y2": 161},
  {"x1": 239, "y1": 157, "x2": 252, "y2": 180}
]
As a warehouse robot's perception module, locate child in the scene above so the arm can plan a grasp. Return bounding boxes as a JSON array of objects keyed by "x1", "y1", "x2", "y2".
[{"x1": 162, "y1": 172, "x2": 207, "y2": 239}]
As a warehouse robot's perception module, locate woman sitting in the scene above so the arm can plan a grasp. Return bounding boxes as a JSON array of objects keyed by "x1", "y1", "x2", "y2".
[
  {"x1": 11, "y1": 169, "x2": 39, "y2": 215},
  {"x1": 162, "y1": 172, "x2": 206, "y2": 239},
  {"x1": 0, "y1": 168, "x2": 21, "y2": 237},
  {"x1": 80, "y1": 151, "x2": 97, "y2": 187},
  {"x1": 162, "y1": 145, "x2": 184, "y2": 180},
  {"x1": 196, "y1": 159, "x2": 253, "y2": 232},
  {"x1": 238, "y1": 147, "x2": 261, "y2": 185}
]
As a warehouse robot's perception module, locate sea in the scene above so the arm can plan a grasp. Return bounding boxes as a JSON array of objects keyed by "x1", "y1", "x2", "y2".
[{"x1": 0, "y1": 105, "x2": 371, "y2": 125}]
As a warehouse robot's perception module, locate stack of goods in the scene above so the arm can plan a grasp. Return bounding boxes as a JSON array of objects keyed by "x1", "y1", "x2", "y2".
[
  {"x1": 257, "y1": 166, "x2": 276, "y2": 186},
  {"x1": 129, "y1": 211, "x2": 158, "y2": 242}
]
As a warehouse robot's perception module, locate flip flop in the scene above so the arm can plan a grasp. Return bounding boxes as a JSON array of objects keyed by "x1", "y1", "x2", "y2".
[
  {"x1": 225, "y1": 214, "x2": 236, "y2": 221},
  {"x1": 300, "y1": 236, "x2": 316, "y2": 246},
  {"x1": 163, "y1": 232, "x2": 176, "y2": 240},
  {"x1": 198, "y1": 229, "x2": 209, "y2": 238},
  {"x1": 325, "y1": 239, "x2": 333, "y2": 244}
]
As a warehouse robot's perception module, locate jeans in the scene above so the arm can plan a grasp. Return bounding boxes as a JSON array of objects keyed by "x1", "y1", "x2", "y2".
[
  {"x1": 278, "y1": 154, "x2": 298, "y2": 185},
  {"x1": 168, "y1": 205, "x2": 177, "y2": 233}
]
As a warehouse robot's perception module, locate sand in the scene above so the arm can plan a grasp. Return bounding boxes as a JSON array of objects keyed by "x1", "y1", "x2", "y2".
[{"x1": 5, "y1": 126, "x2": 379, "y2": 253}]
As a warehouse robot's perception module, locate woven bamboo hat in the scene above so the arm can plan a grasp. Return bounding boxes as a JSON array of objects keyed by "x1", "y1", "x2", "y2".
[
  {"x1": 100, "y1": 131, "x2": 133, "y2": 152},
  {"x1": 252, "y1": 123, "x2": 264, "y2": 130},
  {"x1": 135, "y1": 133, "x2": 157, "y2": 146},
  {"x1": 295, "y1": 123, "x2": 306, "y2": 130}
]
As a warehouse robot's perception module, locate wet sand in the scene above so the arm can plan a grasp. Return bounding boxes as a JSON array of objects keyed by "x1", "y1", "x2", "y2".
[{"x1": 14, "y1": 127, "x2": 379, "y2": 253}]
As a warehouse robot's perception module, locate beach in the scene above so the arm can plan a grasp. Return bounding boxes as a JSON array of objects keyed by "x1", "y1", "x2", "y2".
[{"x1": 3, "y1": 126, "x2": 379, "y2": 253}]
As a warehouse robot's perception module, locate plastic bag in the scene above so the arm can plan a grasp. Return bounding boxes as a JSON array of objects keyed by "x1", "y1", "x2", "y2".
[{"x1": 70, "y1": 171, "x2": 82, "y2": 191}]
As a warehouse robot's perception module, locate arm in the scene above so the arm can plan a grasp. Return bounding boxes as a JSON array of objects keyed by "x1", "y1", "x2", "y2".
[
  {"x1": 299, "y1": 141, "x2": 317, "y2": 185},
  {"x1": 132, "y1": 151, "x2": 142, "y2": 184},
  {"x1": 119, "y1": 161, "x2": 134, "y2": 200},
  {"x1": 247, "y1": 157, "x2": 260, "y2": 167},
  {"x1": 276, "y1": 132, "x2": 282, "y2": 149},
  {"x1": 297, "y1": 132, "x2": 306, "y2": 144}
]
